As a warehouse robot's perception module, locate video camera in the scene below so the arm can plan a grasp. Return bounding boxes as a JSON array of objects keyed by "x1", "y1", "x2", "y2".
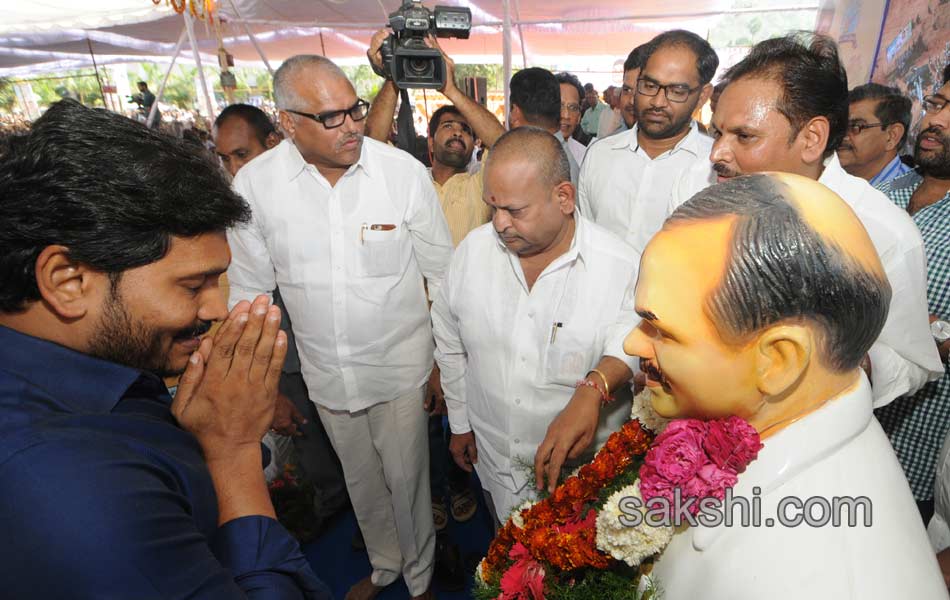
[{"x1": 376, "y1": 0, "x2": 472, "y2": 90}]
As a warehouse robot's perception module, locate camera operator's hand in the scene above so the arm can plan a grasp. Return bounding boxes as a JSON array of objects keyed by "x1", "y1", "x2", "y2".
[
  {"x1": 426, "y1": 34, "x2": 458, "y2": 95},
  {"x1": 368, "y1": 28, "x2": 390, "y2": 79}
]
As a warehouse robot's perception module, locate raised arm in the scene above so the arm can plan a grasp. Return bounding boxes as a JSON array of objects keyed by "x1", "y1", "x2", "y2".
[{"x1": 364, "y1": 29, "x2": 399, "y2": 144}]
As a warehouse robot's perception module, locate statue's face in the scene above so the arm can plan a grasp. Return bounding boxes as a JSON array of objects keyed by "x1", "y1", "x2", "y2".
[{"x1": 623, "y1": 216, "x2": 762, "y2": 421}]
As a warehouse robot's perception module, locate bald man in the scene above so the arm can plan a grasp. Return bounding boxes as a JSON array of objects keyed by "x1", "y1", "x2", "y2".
[
  {"x1": 621, "y1": 173, "x2": 945, "y2": 598},
  {"x1": 431, "y1": 127, "x2": 640, "y2": 526},
  {"x1": 226, "y1": 55, "x2": 453, "y2": 600}
]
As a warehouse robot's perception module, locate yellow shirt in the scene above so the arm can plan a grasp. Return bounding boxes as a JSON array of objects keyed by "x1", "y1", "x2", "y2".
[{"x1": 431, "y1": 164, "x2": 492, "y2": 247}]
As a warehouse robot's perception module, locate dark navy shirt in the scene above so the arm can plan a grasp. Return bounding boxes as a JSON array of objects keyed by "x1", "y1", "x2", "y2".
[{"x1": 0, "y1": 326, "x2": 331, "y2": 599}]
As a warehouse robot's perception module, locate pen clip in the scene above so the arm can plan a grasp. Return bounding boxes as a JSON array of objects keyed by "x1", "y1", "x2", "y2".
[{"x1": 360, "y1": 222, "x2": 367, "y2": 245}]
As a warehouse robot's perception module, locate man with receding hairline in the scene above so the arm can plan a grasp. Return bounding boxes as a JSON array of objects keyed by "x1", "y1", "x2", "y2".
[
  {"x1": 431, "y1": 127, "x2": 640, "y2": 526},
  {"x1": 227, "y1": 54, "x2": 452, "y2": 600}
]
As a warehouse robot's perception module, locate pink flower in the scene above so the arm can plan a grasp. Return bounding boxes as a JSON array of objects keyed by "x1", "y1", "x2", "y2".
[
  {"x1": 703, "y1": 416, "x2": 762, "y2": 473},
  {"x1": 644, "y1": 420, "x2": 708, "y2": 484},
  {"x1": 681, "y1": 463, "x2": 738, "y2": 513},
  {"x1": 498, "y1": 543, "x2": 545, "y2": 600}
]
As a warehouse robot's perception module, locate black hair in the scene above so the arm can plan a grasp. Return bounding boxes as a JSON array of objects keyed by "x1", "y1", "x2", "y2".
[
  {"x1": 723, "y1": 33, "x2": 847, "y2": 159},
  {"x1": 667, "y1": 174, "x2": 890, "y2": 372},
  {"x1": 0, "y1": 99, "x2": 250, "y2": 313},
  {"x1": 641, "y1": 29, "x2": 719, "y2": 85},
  {"x1": 848, "y1": 83, "x2": 912, "y2": 147},
  {"x1": 214, "y1": 103, "x2": 277, "y2": 147},
  {"x1": 510, "y1": 67, "x2": 561, "y2": 131},
  {"x1": 428, "y1": 104, "x2": 463, "y2": 138},
  {"x1": 555, "y1": 72, "x2": 585, "y2": 107},
  {"x1": 624, "y1": 43, "x2": 650, "y2": 73},
  {"x1": 943, "y1": 63, "x2": 950, "y2": 86}
]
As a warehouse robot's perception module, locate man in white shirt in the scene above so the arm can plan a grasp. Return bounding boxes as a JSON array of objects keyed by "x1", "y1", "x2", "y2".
[
  {"x1": 595, "y1": 86, "x2": 623, "y2": 139},
  {"x1": 431, "y1": 127, "x2": 639, "y2": 525},
  {"x1": 226, "y1": 55, "x2": 452, "y2": 600},
  {"x1": 555, "y1": 72, "x2": 589, "y2": 166},
  {"x1": 578, "y1": 30, "x2": 718, "y2": 256},
  {"x1": 509, "y1": 67, "x2": 580, "y2": 185},
  {"x1": 671, "y1": 33, "x2": 942, "y2": 408}
]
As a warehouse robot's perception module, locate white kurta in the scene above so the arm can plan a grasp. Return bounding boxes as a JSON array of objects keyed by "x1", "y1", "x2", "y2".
[
  {"x1": 431, "y1": 217, "x2": 641, "y2": 520},
  {"x1": 577, "y1": 122, "x2": 715, "y2": 256},
  {"x1": 227, "y1": 138, "x2": 454, "y2": 412},
  {"x1": 668, "y1": 154, "x2": 943, "y2": 407},
  {"x1": 651, "y1": 374, "x2": 948, "y2": 599}
]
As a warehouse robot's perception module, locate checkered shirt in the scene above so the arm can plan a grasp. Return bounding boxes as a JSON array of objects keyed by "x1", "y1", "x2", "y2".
[{"x1": 875, "y1": 170, "x2": 950, "y2": 501}]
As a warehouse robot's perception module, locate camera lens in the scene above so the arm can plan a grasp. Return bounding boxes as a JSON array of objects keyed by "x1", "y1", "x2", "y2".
[{"x1": 405, "y1": 58, "x2": 434, "y2": 77}]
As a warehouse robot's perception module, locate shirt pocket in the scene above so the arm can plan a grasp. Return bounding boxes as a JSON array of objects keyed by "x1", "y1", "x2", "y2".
[
  {"x1": 543, "y1": 325, "x2": 598, "y2": 386},
  {"x1": 358, "y1": 225, "x2": 405, "y2": 278}
]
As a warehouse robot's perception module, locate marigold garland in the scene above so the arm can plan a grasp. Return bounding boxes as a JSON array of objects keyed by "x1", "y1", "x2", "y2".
[{"x1": 482, "y1": 419, "x2": 653, "y2": 579}]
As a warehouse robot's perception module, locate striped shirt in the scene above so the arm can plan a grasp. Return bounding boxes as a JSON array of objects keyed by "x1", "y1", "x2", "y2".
[
  {"x1": 430, "y1": 165, "x2": 492, "y2": 247},
  {"x1": 875, "y1": 170, "x2": 950, "y2": 500},
  {"x1": 870, "y1": 155, "x2": 913, "y2": 189}
]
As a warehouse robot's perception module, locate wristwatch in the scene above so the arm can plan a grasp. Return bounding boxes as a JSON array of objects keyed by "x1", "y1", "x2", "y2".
[{"x1": 933, "y1": 320, "x2": 950, "y2": 344}]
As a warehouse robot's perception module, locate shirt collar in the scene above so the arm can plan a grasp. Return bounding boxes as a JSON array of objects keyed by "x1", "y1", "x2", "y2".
[
  {"x1": 869, "y1": 155, "x2": 905, "y2": 187},
  {"x1": 282, "y1": 137, "x2": 371, "y2": 183},
  {"x1": 613, "y1": 121, "x2": 702, "y2": 157},
  {"x1": 818, "y1": 152, "x2": 846, "y2": 188},
  {"x1": 0, "y1": 325, "x2": 150, "y2": 414},
  {"x1": 691, "y1": 373, "x2": 872, "y2": 551}
]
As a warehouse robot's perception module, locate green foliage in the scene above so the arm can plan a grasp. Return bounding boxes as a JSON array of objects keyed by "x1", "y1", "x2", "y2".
[
  {"x1": 708, "y1": 2, "x2": 816, "y2": 48},
  {"x1": 0, "y1": 78, "x2": 14, "y2": 112}
]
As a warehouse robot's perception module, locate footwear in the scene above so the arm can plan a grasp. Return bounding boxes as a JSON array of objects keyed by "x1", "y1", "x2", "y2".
[
  {"x1": 431, "y1": 498, "x2": 448, "y2": 532},
  {"x1": 432, "y1": 534, "x2": 465, "y2": 592},
  {"x1": 449, "y1": 487, "x2": 477, "y2": 523}
]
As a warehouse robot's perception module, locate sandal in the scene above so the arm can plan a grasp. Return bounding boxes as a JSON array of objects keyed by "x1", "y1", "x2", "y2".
[
  {"x1": 450, "y1": 487, "x2": 478, "y2": 523},
  {"x1": 431, "y1": 498, "x2": 448, "y2": 531}
]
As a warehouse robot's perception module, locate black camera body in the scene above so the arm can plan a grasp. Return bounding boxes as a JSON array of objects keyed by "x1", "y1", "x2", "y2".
[{"x1": 378, "y1": 0, "x2": 472, "y2": 90}]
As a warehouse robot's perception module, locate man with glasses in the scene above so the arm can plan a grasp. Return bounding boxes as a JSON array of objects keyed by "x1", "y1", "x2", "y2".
[
  {"x1": 556, "y1": 72, "x2": 588, "y2": 166},
  {"x1": 226, "y1": 55, "x2": 453, "y2": 600},
  {"x1": 876, "y1": 64, "x2": 950, "y2": 525},
  {"x1": 839, "y1": 83, "x2": 913, "y2": 187},
  {"x1": 578, "y1": 29, "x2": 718, "y2": 255},
  {"x1": 668, "y1": 33, "x2": 942, "y2": 414}
]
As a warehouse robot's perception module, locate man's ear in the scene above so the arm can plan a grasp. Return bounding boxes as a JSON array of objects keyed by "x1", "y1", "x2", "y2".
[
  {"x1": 264, "y1": 131, "x2": 281, "y2": 149},
  {"x1": 697, "y1": 83, "x2": 714, "y2": 111},
  {"x1": 34, "y1": 245, "x2": 106, "y2": 320},
  {"x1": 755, "y1": 324, "x2": 812, "y2": 400},
  {"x1": 509, "y1": 104, "x2": 523, "y2": 129},
  {"x1": 554, "y1": 181, "x2": 576, "y2": 215},
  {"x1": 277, "y1": 111, "x2": 296, "y2": 138},
  {"x1": 885, "y1": 123, "x2": 906, "y2": 152},
  {"x1": 798, "y1": 116, "x2": 831, "y2": 167}
]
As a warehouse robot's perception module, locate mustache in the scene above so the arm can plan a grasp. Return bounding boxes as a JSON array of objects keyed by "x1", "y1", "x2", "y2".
[
  {"x1": 337, "y1": 133, "x2": 362, "y2": 149},
  {"x1": 713, "y1": 162, "x2": 738, "y2": 178},
  {"x1": 445, "y1": 137, "x2": 467, "y2": 151},
  {"x1": 174, "y1": 320, "x2": 213, "y2": 340},
  {"x1": 919, "y1": 126, "x2": 949, "y2": 147},
  {"x1": 641, "y1": 358, "x2": 672, "y2": 392}
]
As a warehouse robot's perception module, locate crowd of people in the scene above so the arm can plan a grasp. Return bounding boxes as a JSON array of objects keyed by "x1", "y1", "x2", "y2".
[{"x1": 1, "y1": 21, "x2": 950, "y2": 600}]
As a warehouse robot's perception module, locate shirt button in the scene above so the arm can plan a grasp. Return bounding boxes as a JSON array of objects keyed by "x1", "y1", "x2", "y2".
[
  {"x1": 515, "y1": 398, "x2": 521, "y2": 405},
  {"x1": 514, "y1": 438, "x2": 521, "y2": 444},
  {"x1": 527, "y1": 310, "x2": 535, "y2": 318},
  {"x1": 521, "y1": 356, "x2": 527, "y2": 363}
]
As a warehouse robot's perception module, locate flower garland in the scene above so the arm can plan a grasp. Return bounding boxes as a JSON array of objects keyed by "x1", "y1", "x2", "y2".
[{"x1": 476, "y1": 403, "x2": 762, "y2": 599}]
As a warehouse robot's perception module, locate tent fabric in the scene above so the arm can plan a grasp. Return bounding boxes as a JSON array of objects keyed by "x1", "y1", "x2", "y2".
[{"x1": 0, "y1": 0, "x2": 821, "y2": 77}]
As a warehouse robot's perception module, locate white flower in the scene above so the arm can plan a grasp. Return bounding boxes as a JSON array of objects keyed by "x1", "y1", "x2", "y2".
[
  {"x1": 596, "y1": 480, "x2": 673, "y2": 567},
  {"x1": 631, "y1": 389, "x2": 672, "y2": 433},
  {"x1": 475, "y1": 560, "x2": 487, "y2": 586},
  {"x1": 510, "y1": 499, "x2": 536, "y2": 529}
]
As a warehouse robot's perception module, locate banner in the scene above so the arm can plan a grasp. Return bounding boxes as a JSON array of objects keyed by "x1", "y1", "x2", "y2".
[{"x1": 815, "y1": 0, "x2": 888, "y2": 85}]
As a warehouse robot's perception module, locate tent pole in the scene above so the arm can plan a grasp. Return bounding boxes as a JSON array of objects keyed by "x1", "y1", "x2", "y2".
[
  {"x1": 226, "y1": 0, "x2": 275, "y2": 75},
  {"x1": 513, "y1": 0, "x2": 528, "y2": 69},
  {"x1": 502, "y1": 0, "x2": 512, "y2": 128},
  {"x1": 149, "y1": 26, "x2": 188, "y2": 128},
  {"x1": 85, "y1": 37, "x2": 108, "y2": 109},
  {"x1": 184, "y1": 10, "x2": 217, "y2": 123}
]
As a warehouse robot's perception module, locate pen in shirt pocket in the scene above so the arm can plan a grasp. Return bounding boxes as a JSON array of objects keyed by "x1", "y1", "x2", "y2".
[{"x1": 360, "y1": 223, "x2": 397, "y2": 244}]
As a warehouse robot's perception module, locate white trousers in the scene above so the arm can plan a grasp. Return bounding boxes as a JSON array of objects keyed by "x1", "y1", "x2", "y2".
[{"x1": 317, "y1": 387, "x2": 434, "y2": 595}]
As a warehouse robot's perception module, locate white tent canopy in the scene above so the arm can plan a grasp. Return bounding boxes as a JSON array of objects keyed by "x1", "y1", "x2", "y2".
[{"x1": 0, "y1": 0, "x2": 821, "y2": 78}]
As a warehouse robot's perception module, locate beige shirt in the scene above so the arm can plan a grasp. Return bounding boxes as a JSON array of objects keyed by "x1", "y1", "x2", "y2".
[{"x1": 430, "y1": 164, "x2": 492, "y2": 247}]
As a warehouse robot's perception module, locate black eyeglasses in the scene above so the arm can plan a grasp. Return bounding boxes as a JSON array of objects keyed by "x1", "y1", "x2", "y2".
[
  {"x1": 924, "y1": 94, "x2": 950, "y2": 115},
  {"x1": 636, "y1": 77, "x2": 701, "y2": 103},
  {"x1": 285, "y1": 99, "x2": 370, "y2": 129},
  {"x1": 847, "y1": 121, "x2": 887, "y2": 135}
]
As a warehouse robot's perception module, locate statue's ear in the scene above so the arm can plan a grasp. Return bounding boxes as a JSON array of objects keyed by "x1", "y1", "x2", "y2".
[{"x1": 755, "y1": 324, "x2": 812, "y2": 400}]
